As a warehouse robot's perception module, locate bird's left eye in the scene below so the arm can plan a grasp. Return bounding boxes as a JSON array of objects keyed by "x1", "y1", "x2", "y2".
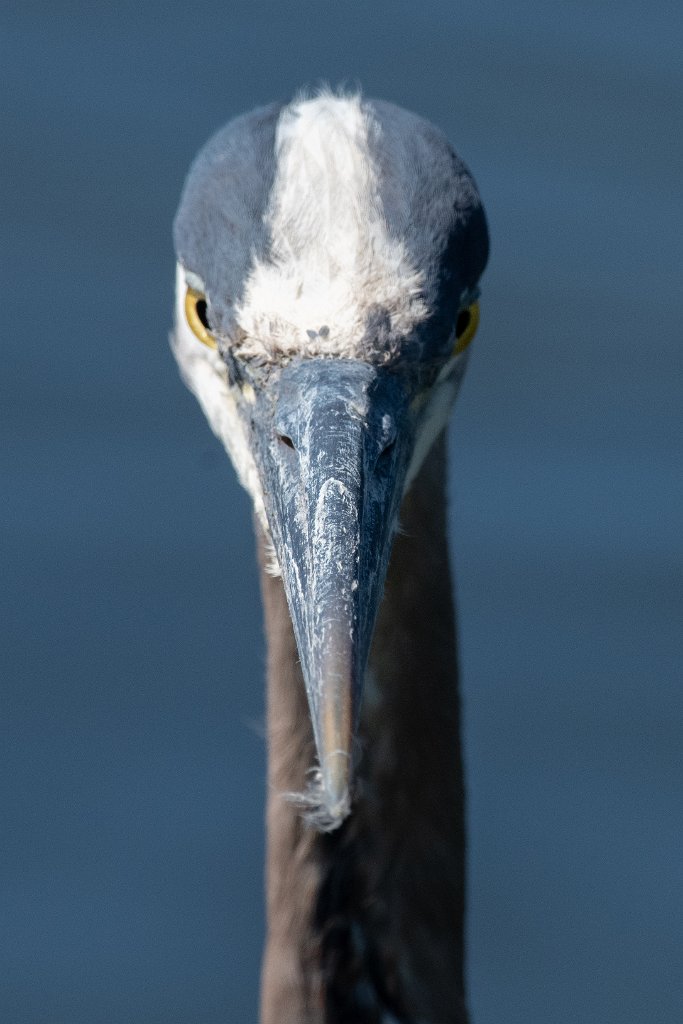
[
  {"x1": 453, "y1": 301, "x2": 480, "y2": 355},
  {"x1": 185, "y1": 287, "x2": 217, "y2": 349}
]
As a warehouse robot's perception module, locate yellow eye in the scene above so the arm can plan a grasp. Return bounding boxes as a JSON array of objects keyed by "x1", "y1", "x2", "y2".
[
  {"x1": 185, "y1": 286, "x2": 217, "y2": 349},
  {"x1": 453, "y1": 301, "x2": 479, "y2": 355}
]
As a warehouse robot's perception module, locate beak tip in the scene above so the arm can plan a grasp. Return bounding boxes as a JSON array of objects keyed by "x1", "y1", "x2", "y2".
[
  {"x1": 286, "y1": 752, "x2": 353, "y2": 832},
  {"x1": 315, "y1": 788, "x2": 351, "y2": 832},
  {"x1": 290, "y1": 754, "x2": 352, "y2": 833},
  {"x1": 319, "y1": 750, "x2": 352, "y2": 830}
]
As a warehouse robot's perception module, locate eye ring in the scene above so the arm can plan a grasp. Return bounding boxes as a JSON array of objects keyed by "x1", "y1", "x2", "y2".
[
  {"x1": 185, "y1": 286, "x2": 217, "y2": 349},
  {"x1": 453, "y1": 301, "x2": 480, "y2": 355}
]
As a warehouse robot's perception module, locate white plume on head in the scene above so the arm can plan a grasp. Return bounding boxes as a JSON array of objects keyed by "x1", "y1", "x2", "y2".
[{"x1": 234, "y1": 92, "x2": 428, "y2": 363}]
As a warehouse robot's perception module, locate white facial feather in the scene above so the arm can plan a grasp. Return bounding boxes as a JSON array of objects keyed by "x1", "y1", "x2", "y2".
[
  {"x1": 234, "y1": 94, "x2": 428, "y2": 362},
  {"x1": 171, "y1": 263, "x2": 269, "y2": 531},
  {"x1": 404, "y1": 350, "x2": 470, "y2": 491}
]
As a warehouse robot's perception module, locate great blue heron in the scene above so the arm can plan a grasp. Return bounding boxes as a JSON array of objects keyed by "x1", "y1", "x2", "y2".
[{"x1": 172, "y1": 91, "x2": 489, "y2": 1024}]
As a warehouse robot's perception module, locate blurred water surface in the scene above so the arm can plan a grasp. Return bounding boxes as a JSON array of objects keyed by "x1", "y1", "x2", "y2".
[{"x1": 2, "y1": 2, "x2": 681, "y2": 1022}]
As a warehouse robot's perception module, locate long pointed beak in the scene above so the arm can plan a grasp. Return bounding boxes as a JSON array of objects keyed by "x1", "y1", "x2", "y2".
[{"x1": 248, "y1": 359, "x2": 413, "y2": 828}]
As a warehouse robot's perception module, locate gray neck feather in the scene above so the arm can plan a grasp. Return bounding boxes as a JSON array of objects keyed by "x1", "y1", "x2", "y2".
[{"x1": 257, "y1": 433, "x2": 468, "y2": 1024}]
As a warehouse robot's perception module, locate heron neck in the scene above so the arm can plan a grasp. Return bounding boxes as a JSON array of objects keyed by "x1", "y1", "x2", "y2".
[{"x1": 257, "y1": 432, "x2": 468, "y2": 1024}]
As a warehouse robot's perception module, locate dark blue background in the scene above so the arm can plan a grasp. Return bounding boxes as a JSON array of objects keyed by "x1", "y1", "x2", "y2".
[{"x1": 2, "y1": 2, "x2": 681, "y2": 1021}]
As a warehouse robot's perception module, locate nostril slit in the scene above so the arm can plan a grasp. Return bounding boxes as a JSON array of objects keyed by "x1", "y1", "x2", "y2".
[
  {"x1": 377, "y1": 438, "x2": 396, "y2": 467},
  {"x1": 278, "y1": 433, "x2": 295, "y2": 450}
]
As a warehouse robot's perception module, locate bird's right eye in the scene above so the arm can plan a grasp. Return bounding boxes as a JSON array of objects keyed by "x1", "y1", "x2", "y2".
[
  {"x1": 185, "y1": 287, "x2": 217, "y2": 349},
  {"x1": 453, "y1": 301, "x2": 480, "y2": 355}
]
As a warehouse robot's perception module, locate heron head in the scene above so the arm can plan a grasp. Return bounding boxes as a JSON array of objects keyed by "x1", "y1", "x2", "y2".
[{"x1": 172, "y1": 92, "x2": 488, "y2": 829}]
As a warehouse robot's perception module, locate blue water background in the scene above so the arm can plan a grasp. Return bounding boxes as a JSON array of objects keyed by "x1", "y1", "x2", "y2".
[{"x1": 2, "y1": 2, "x2": 681, "y2": 1021}]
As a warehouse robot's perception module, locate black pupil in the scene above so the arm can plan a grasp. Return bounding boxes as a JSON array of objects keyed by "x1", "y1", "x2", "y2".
[
  {"x1": 455, "y1": 308, "x2": 470, "y2": 339},
  {"x1": 196, "y1": 298, "x2": 210, "y2": 331}
]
